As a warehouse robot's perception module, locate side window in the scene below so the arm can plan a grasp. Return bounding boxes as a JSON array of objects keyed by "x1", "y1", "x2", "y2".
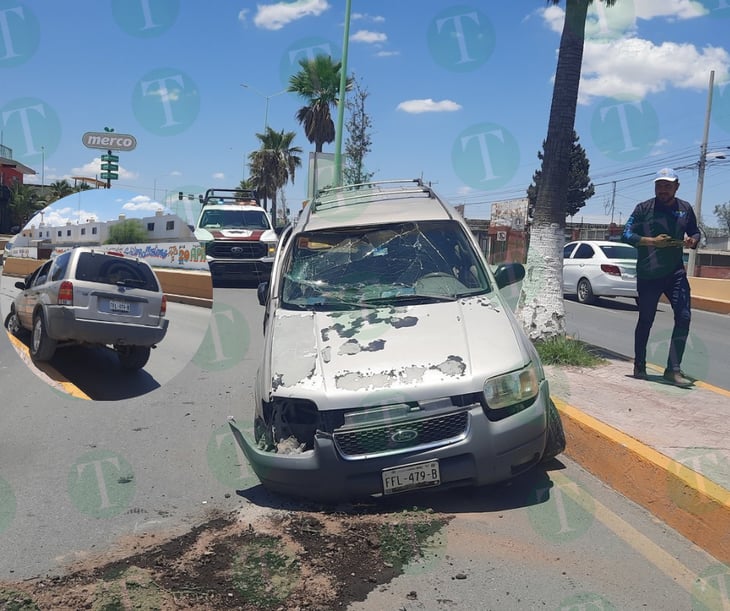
[
  {"x1": 51, "y1": 252, "x2": 71, "y2": 281},
  {"x1": 32, "y1": 261, "x2": 53, "y2": 287},
  {"x1": 563, "y1": 244, "x2": 576, "y2": 259},
  {"x1": 573, "y1": 244, "x2": 594, "y2": 259}
]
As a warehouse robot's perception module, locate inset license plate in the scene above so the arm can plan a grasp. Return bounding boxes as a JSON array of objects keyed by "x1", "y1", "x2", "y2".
[
  {"x1": 109, "y1": 300, "x2": 130, "y2": 313},
  {"x1": 382, "y1": 460, "x2": 440, "y2": 495}
]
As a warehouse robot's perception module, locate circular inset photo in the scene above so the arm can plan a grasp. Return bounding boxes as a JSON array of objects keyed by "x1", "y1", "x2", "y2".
[{"x1": 1, "y1": 187, "x2": 213, "y2": 400}]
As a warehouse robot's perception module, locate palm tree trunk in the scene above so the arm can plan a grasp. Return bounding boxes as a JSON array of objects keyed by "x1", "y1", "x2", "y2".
[{"x1": 518, "y1": 0, "x2": 589, "y2": 341}]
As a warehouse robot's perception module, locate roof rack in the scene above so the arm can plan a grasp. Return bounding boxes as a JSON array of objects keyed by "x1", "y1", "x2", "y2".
[
  {"x1": 310, "y1": 178, "x2": 435, "y2": 213},
  {"x1": 203, "y1": 188, "x2": 258, "y2": 204}
]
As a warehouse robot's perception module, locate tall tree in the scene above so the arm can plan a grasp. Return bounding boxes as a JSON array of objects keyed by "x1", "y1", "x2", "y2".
[
  {"x1": 517, "y1": 0, "x2": 617, "y2": 341},
  {"x1": 527, "y1": 131, "x2": 595, "y2": 220},
  {"x1": 287, "y1": 55, "x2": 352, "y2": 153},
  {"x1": 713, "y1": 203, "x2": 730, "y2": 232},
  {"x1": 249, "y1": 127, "x2": 302, "y2": 226},
  {"x1": 343, "y1": 76, "x2": 375, "y2": 186}
]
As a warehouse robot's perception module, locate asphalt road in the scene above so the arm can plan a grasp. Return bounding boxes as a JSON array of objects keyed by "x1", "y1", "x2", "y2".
[
  {"x1": 564, "y1": 295, "x2": 729, "y2": 390},
  {"x1": 0, "y1": 287, "x2": 726, "y2": 610},
  {"x1": 0, "y1": 271, "x2": 211, "y2": 399}
]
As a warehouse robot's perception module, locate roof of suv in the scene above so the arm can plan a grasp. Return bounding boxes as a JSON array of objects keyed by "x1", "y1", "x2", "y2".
[{"x1": 298, "y1": 179, "x2": 456, "y2": 232}]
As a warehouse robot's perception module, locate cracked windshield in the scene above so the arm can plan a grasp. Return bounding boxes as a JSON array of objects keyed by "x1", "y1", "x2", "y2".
[{"x1": 282, "y1": 220, "x2": 491, "y2": 309}]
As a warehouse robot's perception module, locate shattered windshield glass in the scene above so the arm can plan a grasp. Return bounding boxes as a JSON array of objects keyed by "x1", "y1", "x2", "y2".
[{"x1": 281, "y1": 220, "x2": 492, "y2": 310}]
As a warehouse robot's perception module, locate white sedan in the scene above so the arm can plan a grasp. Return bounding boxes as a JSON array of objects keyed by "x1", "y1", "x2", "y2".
[{"x1": 563, "y1": 240, "x2": 638, "y2": 305}]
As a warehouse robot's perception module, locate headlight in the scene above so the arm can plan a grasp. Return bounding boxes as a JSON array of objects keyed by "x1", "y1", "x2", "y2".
[
  {"x1": 483, "y1": 363, "x2": 539, "y2": 410},
  {"x1": 266, "y1": 242, "x2": 277, "y2": 257}
]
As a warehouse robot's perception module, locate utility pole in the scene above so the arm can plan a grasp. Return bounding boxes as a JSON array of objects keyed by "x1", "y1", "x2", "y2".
[
  {"x1": 332, "y1": 0, "x2": 352, "y2": 187},
  {"x1": 687, "y1": 70, "x2": 714, "y2": 277}
]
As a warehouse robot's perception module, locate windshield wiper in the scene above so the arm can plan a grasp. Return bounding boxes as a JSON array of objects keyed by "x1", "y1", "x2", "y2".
[{"x1": 362, "y1": 293, "x2": 458, "y2": 305}]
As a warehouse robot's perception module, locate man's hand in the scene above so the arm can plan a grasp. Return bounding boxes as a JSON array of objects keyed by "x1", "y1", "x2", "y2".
[
  {"x1": 684, "y1": 236, "x2": 698, "y2": 248},
  {"x1": 652, "y1": 234, "x2": 681, "y2": 248}
]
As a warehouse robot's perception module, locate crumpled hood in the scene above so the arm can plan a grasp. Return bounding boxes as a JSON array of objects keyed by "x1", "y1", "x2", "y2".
[{"x1": 267, "y1": 295, "x2": 528, "y2": 409}]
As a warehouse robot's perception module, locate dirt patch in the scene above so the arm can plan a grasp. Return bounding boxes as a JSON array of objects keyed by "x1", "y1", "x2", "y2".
[{"x1": 0, "y1": 506, "x2": 451, "y2": 610}]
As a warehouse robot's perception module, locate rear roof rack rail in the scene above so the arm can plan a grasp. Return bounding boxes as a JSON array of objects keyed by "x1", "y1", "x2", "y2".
[
  {"x1": 311, "y1": 178, "x2": 436, "y2": 213},
  {"x1": 203, "y1": 188, "x2": 258, "y2": 204}
]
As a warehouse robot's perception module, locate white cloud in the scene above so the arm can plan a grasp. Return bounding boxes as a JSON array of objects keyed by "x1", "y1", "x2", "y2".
[
  {"x1": 352, "y1": 12, "x2": 385, "y2": 23},
  {"x1": 351, "y1": 30, "x2": 387, "y2": 44},
  {"x1": 376, "y1": 50, "x2": 400, "y2": 58},
  {"x1": 397, "y1": 99, "x2": 462, "y2": 114},
  {"x1": 580, "y1": 38, "x2": 730, "y2": 103},
  {"x1": 212, "y1": 172, "x2": 225, "y2": 180},
  {"x1": 71, "y1": 158, "x2": 137, "y2": 181},
  {"x1": 254, "y1": 0, "x2": 330, "y2": 31},
  {"x1": 540, "y1": 2, "x2": 729, "y2": 104},
  {"x1": 122, "y1": 195, "x2": 163, "y2": 212}
]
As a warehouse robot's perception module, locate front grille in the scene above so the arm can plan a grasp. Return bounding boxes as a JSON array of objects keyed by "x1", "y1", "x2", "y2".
[
  {"x1": 208, "y1": 241, "x2": 266, "y2": 259},
  {"x1": 333, "y1": 411, "x2": 469, "y2": 459}
]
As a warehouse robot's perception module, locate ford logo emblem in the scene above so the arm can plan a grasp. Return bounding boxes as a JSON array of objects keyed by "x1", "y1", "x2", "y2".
[
  {"x1": 231, "y1": 246, "x2": 244, "y2": 256},
  {"x1": 390, "y1": 429, "x2": 418, "y2": 443}
]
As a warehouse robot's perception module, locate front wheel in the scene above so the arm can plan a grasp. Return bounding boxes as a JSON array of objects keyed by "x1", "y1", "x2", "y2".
[
  {"x1": 576, "y1": 278, "x2": 595, "y2": 305},
  {"x1": 31, "y1": 312, "x2": 57, "y2": 361},
  {"x1": 116, "y1": 345, "x2": 151, "y2": 370},
  {"x1": 541, "y1": 398, "x2": 567, "y2": 462}
]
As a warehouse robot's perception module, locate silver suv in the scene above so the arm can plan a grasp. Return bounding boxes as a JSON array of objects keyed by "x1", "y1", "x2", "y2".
[
  {"x1": 6, "y1": 247, "x2": 168, "y2": 370},
  {"x1": 228, "y1": 179, "x2": 565, "y2": 502}
]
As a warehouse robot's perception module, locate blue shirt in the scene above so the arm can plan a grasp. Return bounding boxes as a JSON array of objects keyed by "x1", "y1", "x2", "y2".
[{"x1": 621, "y1": 197, "x2": 700, "y2": 279}]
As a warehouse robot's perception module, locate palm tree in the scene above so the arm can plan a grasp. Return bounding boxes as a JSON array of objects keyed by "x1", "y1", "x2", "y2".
[
  {"x1": 287, "y1": 55, "x2": 353, "y2": 153},
  {"x1": 9, "y1": 183, "x2": 44, "y2": 227},
  {"x1": 517, "y1": 0, "x2": 618, "y2": 341},
  {"x1": 248, "y1": 127, "x2": 302, "y2": 226},
  {"x1": 47, "y1": 179, "x2": 74, "y2": 202}
]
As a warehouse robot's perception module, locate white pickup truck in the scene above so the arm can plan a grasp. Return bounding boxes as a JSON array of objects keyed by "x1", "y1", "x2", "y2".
[{"x1": 193, "y1": 188, "x2": 278, "y2": 284}]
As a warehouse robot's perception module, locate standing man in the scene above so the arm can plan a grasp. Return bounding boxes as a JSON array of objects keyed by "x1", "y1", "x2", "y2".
[{"x1": 621, "y1": 168, "x2": 701, "y2": 387}]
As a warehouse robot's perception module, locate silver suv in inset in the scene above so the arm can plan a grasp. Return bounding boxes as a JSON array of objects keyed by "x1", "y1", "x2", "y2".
[
  {"x1": 6, "y1": 247, "x2": 169, "y2": 370},
  {"x1": 229, "y1": 179, "x2": 565, "y2": 502}
]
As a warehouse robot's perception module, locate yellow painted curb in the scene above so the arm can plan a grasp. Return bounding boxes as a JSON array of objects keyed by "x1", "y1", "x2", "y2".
[{"x1": 555, "y1": 396, "x2": 730, "y2": 564}]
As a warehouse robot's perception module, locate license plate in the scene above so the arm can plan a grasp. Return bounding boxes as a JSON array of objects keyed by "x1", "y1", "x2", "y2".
[
  {"x1": 382, "y1": 460, "x2": 440, "y2": 495},
  {"x1": 109, "y1": 300, "x2": 130, "y2": 313}
]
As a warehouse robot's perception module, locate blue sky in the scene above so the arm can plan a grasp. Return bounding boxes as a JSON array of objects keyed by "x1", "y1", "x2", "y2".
[{"x1": 2, "y1": 0, "x2": 730, "y2": 227}]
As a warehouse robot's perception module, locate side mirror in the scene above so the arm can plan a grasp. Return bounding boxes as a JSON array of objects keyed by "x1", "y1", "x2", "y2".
[
  {"x1": 257, "y1": 281, "x2": 269, "y2": 306},
  {"x1": 493, "y1": 262, "x2": 525, "y2": 289},
  {"x1": 15, "y1": 281, "x2": 26, "y2": 290}
]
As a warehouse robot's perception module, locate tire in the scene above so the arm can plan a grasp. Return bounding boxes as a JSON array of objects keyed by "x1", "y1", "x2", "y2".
[
  {"x1": 576, "y1": 278, "x2": 595, "y2": 305},
  {"x1": 541, "y1": 398, "x2": 567, "y2": 462},
  {"x1": 30, "y1": 311, "x2": 57, "y2": 361},
  {"x1": 116, "y1": 345, "x2": 151, "y2": 370},
  {"x1": 5, "y1": 308, "x2": 25, "y2": 338}
]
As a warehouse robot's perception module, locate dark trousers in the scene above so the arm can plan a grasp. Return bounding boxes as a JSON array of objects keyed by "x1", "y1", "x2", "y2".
[{"x1": 634, "y1": 268, "x2": 692, "y2": 372}]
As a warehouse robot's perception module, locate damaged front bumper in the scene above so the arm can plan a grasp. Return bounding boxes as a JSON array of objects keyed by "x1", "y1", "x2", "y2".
[{"x1": 228, "y1": 388, "x2": 550, "y2": 503}]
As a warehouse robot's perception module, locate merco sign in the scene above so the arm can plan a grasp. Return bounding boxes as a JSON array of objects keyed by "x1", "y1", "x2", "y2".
[{"x1": 82, "y1": 131, "x2": 137, "y2": 151}]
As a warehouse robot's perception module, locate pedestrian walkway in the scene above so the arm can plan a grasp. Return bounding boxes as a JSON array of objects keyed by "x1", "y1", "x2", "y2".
[{"x1": 547, "y1": 353, "x2": 730, "y2": 564}]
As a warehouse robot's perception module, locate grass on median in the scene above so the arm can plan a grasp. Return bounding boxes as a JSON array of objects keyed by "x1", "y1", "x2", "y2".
[{"x1": 534, "y1": 335, "x2": 607, "y2": 367}]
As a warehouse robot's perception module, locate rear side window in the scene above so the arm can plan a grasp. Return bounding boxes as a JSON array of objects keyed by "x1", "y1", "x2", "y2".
[
  {"x1": 599, "y1": 244, "x2": 637, "y2": 260},
  {"x1": 74, "y1": 252, "x2": 160, "y2": 291},
  {"x1": 51, "y1": 251, "x2": 72, "y2": 281},
  {"x1": 573, "y1": 243, "x2": 595, "y2": 259}
]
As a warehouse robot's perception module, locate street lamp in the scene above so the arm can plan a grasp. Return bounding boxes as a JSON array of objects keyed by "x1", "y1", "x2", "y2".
[
  {"x1": 40, "y1": 145, "x2": 45, "y2": 190},
  {"x1": 240, "y1": 83, "x2": 287, "y2": 131}
]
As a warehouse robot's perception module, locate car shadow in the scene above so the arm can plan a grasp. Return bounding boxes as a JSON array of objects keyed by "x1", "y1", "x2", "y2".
[
  {"x1": 565, "y1": 295, "x2": 639, "y2": 311},
  {"x1": 47, "y1": 345, "x2": 161, "y2": 400},
  {"x1": 234, "y1": 459, "x2": 567, "y2": 515}
]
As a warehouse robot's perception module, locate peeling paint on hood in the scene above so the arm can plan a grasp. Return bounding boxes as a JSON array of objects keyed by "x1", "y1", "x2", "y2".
[{"x1": 268, "y1": 296, "x2": 526, "y2": 409}]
